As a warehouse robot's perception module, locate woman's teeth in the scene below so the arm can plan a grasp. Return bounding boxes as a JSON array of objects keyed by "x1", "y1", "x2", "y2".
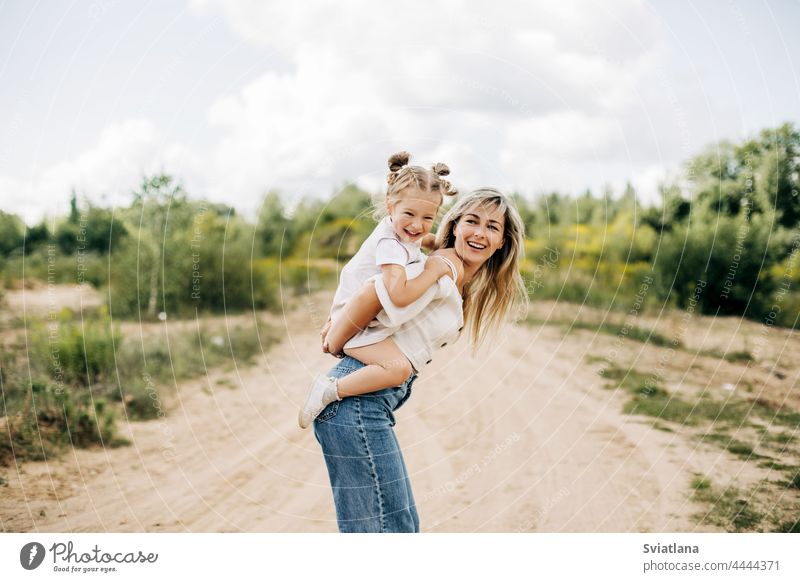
[{"x1": 467, "y1": 241, "x2": 486, "y2": 249}]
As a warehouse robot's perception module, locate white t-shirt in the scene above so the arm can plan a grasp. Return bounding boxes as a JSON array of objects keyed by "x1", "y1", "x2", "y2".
[
  {"x1": 329, "y1": 216, "x2": 423, "y2": 345},
  {"x1": 373, "y1": 254, "x2": 464, "y2": 372}
]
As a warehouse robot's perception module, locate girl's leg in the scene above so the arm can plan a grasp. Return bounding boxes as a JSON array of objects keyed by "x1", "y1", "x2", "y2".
[
  {"x1": 338, "y1": 338, "x2": 413, "y2": 397},
  {"x1": 298, "y1": 338, "x2": 412, "y2": 428}
]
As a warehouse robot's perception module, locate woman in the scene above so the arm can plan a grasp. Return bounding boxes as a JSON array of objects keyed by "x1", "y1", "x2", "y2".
[{"x1": 313, "y1": 188, "x2": 527, "y2": 533}]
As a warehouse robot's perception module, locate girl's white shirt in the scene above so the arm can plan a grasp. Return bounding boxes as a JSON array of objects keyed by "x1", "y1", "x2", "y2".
[
  {"x1": 330, "y1": 216, "x2": 423, "y2": 346},
  {"x1": 330, "y1": 216, "x2": 464, "y2": 368},
  {"x1": 372, "y1": 256, "x2": 464, "y2": 373}
]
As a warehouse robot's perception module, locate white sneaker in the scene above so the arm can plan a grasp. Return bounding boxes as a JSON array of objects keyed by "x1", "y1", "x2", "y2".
[{"x1": 298, "y1": 374, "x2": 339, "y2": 429}]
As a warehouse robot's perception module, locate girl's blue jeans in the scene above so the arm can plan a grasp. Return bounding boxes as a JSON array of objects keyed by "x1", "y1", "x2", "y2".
[{"x1": 313, "y1": 356, "x2": 419, "y2": 533}]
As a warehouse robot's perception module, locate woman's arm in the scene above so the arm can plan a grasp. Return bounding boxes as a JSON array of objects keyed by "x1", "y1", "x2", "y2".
[
  {"x1": 325, "y1": 254, "x2": 458, "y2": 354},
  {"x1": 380, "y1": 258, "x2": 450, "y2": 308},
  {"x1": 324, "y1": 282, "x2": 384, "y2": 355}
]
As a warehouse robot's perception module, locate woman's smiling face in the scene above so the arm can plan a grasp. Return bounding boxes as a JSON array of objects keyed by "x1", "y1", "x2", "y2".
[{"x1": 453, "y1": 202, "x2": 505, "y2": 266}]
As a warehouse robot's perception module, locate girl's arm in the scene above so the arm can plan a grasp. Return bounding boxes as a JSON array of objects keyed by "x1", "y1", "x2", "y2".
[
  {"x1": 429, "y1": 248, "x2": 464, "y2": 284},
  {"x1": 324, "y1": 282, "x2": 384, "y2": 355},
  {"x1": 325, "y1": 254, "x2": 456, "y2": 354},
  {"x1": 381, "y1": 258, "x2": 450, "y2": 308}
]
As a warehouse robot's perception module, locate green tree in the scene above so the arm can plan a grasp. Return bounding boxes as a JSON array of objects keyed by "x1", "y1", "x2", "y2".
[
  {"x1": 83, "y1": 206, "x2": 127, "y2": 253},
  {"x1": 54, "y1": 222, "x2": 79, "y2": 254},
  {"x1": 68, "y1": 190, "x2": 80, "y2": 224},
  {"x1": 257, "y1": 191, "x2": 292, "y2": 258},
  {"x1": 0, "y1": 211, "x2": 25, "y2": 256},
  {"x1": 24, "y1": 221, "x2": 49, "y2": 254},
  {"x1": 653, "y1": 207, "x2": 789, "y2": 317},
  {"x1": 688, "y1": 123, "x2": 800, "y2": 228},
  {"x1": 642, "y1": 185, "x2": 691, "y2": 232},
  {"x1": 130, "y1": 174, "x2": 188, "y2": 319}
]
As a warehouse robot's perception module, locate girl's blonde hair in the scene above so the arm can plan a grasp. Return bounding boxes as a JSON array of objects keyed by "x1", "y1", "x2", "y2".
[
  {"x1": 375, "y1": 151, "x2": 458, "y2": 218},
  {"x1": 435, "y1": 188, "x2": 528, "y2": 346}
]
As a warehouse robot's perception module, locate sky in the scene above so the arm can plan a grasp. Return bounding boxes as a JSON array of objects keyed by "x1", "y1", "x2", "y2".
[{"x1": 1, "y1": 0, "x2": 798, "y2": 223}]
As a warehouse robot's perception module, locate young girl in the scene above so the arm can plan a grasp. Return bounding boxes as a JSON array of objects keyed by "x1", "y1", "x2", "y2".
[{"x1": 298, "y1": 151, "x2": 458, "y2": 428}]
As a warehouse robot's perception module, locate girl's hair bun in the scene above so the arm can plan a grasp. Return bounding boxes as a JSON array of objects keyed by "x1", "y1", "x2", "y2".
[
  {"x1": 433, "y1": 162, "x2": 457, "y2": 197},
  {"x1": 431, "y1": 162, "x2": 450, "y2": 177},
  {"x1": 383, "y1": 150, "x2": 456, "y2": 199},
  {"x1": 440, "y1": 177, "x2": 459, "y2": 198},
  {"x1": 388, "y1": 151, "x2": 411, "y2": 172}
]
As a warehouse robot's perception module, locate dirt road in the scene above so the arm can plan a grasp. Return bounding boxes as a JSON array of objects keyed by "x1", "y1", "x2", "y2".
[{"x1": 3, "y1": 293, "x2": 796, "y2": 532}]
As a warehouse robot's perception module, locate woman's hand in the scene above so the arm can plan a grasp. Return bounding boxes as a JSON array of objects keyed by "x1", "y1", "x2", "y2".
[
  {"x1": 320, "y1": 317, "x2": 332, "y2": 353},
  {"x1": 321, "y1": 317, "x2": 346, "y2": 358},
  {"x1": 421, "y1": 233, "x2": 437, "y2": 251}
]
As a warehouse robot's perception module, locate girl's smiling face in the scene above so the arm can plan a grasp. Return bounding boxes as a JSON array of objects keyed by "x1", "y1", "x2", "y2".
[
  {"x1": 453, "y1": 203, "x2": 505, "y2": 266},
  {"x1": 387, "y1": 190, "x2": 440, "y2": 244}
]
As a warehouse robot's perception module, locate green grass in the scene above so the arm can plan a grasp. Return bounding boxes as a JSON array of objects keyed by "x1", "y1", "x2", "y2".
[
  {"x1": 1, "y1": 311, "x2": 280, "y2": 463},
  {"x1": 690, "y1": 477, "x2": 764, "y2": 532},
  {"x1": 27, "y1": 308, "x2": 120, "y2": 386},
  {"x1": 527, "y1": 317, "x2": 678, "y2": 348},
  {"x1": 622, "y1": 386, "x2": 750, "y2": 427},
  {"x1": 722, "y1": 350, "x2": 755, "y2": 363},
  {"x1": 598, "y1": 364, "x2": 800, "y2": 433},
  {"x1": 690, "y1": 475, "x2": 711, "y2": 491},
  {"x1": 768, "y1": 431, "x2": 796, "y2": 445},
  {"x1": 651, "y1": 421, "x2": 675, "y2": 433},
  {"x1": 532, "y1": 316, "x2": 766, "y2": 374},
  {"x1": 697, "y1": 348, "x2": 756, "y2": 363},
  {"x1": 690, "y1": 474, "x2": 800, "y2": 532},
  {"x1": 777, "y1": 471, "x2": 800, "y2": 490},
  {"x1": 598, "y1": 364, "x2": 662, "y2": 396},
  {"x1": 725, "y1": 441, "x2": 757, "y2": 458},
  {"x1": 113, "y1": 319, "x2": 278, "y2": 420},
  {"x1": 749, "y1": 400, "x2": 800, "y2": 429},
  {"x1": 758, "y1": 460, "x2": 796, "y2": 471},
  {"x1": 774, "y1": 518, "x2": 800, "y2": 533},
  {"x1": 698, "y1": 432, "x2": 772, "y2": 460},
  {"x1": 0, "y1": 381, "x2": 127, "y2": 466},
  {"x1": 624, "y1": 392, "x2": 703, "y2": 425}
]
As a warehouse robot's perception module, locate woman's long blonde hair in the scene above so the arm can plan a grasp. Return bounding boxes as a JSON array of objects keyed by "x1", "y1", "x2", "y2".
[{"x1": 436, "y1": 188, "x2": 528, "y2": 346}]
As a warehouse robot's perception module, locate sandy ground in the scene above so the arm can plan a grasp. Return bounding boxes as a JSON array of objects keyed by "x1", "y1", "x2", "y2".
[{"x1": 1, "y1": 290, "x2": 798, "y2": 532}]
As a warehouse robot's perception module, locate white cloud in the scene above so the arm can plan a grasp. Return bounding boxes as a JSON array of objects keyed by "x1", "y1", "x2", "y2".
[
  {"x1": 503, "y1": 111, "x2": 625, "y2": 159},
  {"x1": 188, "y1": 0, "x2": 672, "y2": 207},
  {"x1": 2, "y1": 0, "x2": 680, "y2": 221},
  {"x1": 2, "y1": 120, "x2": 165, "y2": 222}
]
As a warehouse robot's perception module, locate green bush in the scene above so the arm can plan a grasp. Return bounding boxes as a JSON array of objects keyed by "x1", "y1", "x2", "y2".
[
  {"x1": 1, "y1": 245, "x2": 109, "y2": 288},
  {"x1": 28, "y1": 308, "x2": 120, "y2": 387},
  {"x1": 653, "y1": 211, "x2": 791, "y2": 318},
  {"x1": 279, "y1": 259, "x2": 339, "y2": 294},
  {"x1": 112, "y1": 318, "x2": 278, "y2": 419},
  {"x1": 0, "y1": 381, "x2": 119, "y2": 466},
  {"x1": 108, "y1": 205, "x2": 279, "y2": 318}
]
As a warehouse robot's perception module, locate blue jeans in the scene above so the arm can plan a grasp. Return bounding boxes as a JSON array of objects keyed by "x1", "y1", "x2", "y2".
[{"x1": 313, "y1": 356, "x2": 419, "y2": 533}]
